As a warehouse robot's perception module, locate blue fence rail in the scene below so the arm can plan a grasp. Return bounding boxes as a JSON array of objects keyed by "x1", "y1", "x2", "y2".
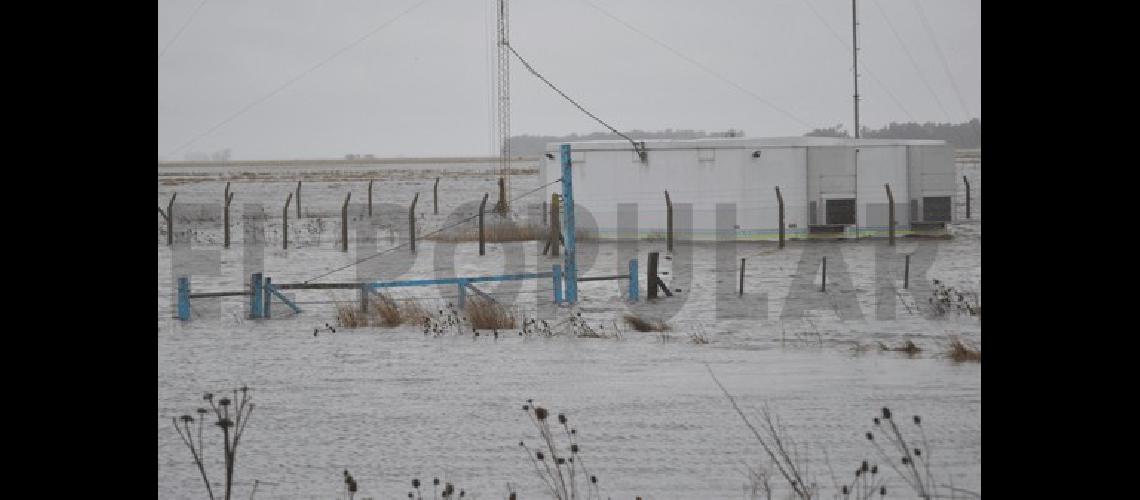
[{"x1": 175, "y1": 258, "x2": 639, "y2": 322}]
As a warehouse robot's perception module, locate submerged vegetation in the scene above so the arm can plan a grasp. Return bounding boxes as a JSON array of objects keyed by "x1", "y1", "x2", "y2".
[
  {"x1": 518, "y1": 400, "x2": 607, "y2": 500},
  {"x1": 707, "y1": 365, "x2": 980, "y2": 499},
  {"x1": 946, "y1": 337, "x2": 981, "y2": 363},
  {"x1": 623, "y1": 313, "x2": 671, "y2": 332}
]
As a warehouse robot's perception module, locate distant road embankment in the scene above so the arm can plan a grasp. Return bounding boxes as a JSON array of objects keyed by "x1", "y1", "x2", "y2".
[
  {"x1": 157, "y1": 156, "x2": 540, "y2": 169},
  {"x1": 955, "y1": 149, "x2": 981, "y2": 161}
]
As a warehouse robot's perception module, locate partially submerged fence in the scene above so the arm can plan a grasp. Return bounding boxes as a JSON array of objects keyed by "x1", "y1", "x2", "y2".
[{"x1": 175, "y1": 144, "x2": 648, "y2": 321}]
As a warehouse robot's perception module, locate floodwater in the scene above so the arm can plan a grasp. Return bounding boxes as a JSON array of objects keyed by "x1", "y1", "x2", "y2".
[{"x1": 158, "y1": 158, "x2": 981, "y2": 499}]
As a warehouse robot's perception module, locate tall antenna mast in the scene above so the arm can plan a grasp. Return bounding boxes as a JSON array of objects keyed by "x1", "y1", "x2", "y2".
[
  {"x1": 495, "y1": 0, "x2": 511, "y2": 213},
  {"x1": 852, "y1": 0, "x2": 860, "y2": 139}
]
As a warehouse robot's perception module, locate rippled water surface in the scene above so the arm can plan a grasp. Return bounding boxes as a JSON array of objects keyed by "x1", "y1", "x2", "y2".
[{"x1": 158, "y1": 159, "x2": 981, "y2": 499}]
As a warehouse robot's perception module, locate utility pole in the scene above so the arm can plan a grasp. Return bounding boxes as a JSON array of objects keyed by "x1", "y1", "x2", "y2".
[{"x1": 852, "y1": 0, "x2": 861, "y2": 138}]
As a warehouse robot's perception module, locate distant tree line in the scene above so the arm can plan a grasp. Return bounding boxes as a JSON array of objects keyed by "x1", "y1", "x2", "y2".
[
  {"x1": 804, "y1": 118, "x2": 980, "y2": 148},
  {"x1": 507, "y1": 119, "x2": 979, "y2": 156},
  {"x1": 508, "y1": 128, "x2": 744, "y2": 156}
]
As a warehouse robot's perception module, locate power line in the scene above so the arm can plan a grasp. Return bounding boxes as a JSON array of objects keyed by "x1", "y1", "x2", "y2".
[
  {"x1": 577, "y1": 0, "x2": 814, "y2": 130},
  {"x1": 505, "y1": 43, "x2": 646, "y2": 159},
  {"x1": 911, "y1": 1, "x2": 977, "y2": 127},
  {"x1": 869, "y1": 0, "x2": 952, "y2": 121},
  {"x1": 799, "y1": 0, "x2": 916, "y2": 124},
  {"x1": 158, "y1": 0, "x2": 209, "y2": 62},
  {"x1": 162, "y1": 0, "x2": 433, "y2": 158}
]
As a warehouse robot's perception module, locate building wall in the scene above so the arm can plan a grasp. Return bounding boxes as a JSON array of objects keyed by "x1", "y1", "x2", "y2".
[{"x1": 543, "y1": 139, "x2": 952, "y2": 240}]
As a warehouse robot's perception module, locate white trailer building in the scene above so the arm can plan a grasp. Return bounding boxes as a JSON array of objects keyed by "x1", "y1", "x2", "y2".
[{"x1": 541, "y1": 137, "x2": 956, "y2": 241}]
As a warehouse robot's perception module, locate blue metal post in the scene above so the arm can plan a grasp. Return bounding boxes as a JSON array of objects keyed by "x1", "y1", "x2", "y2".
[
  {"x1": 250, "y1": 272, "x2": 263, "y2": 319},
  {"x1": 457, "y1": 280, "x2": 467, "y2": 309},
  {"x1": 560, "y1": 144, "x2": 578, "y2": 303},
  {"x1": 552, "y1": 264, "x2": 563, "y2": 304},
  {"x1": 628, "y1": 258, "x2": 639, "y2": 303},
  {"x1": 177, "y1": 276, "x2": 191, "y2": 321},
  {"x1": 263, "y1": 276, "x2": 272, "y2": 319}
]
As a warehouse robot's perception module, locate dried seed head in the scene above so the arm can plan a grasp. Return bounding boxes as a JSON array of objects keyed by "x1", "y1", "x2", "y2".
[
  {"x1": 536, "y1": 451, "x2": 545, "y2": 460},
  {"x1": 871, "y1": 465, "x2": 878, "y2": 474},
  {"x1": 842, "y1": 486, "x2": 849, "y2": 495},
  {"x1": 881, "y1": 407, "x2": 892, "y2": 419},
  {"x1": 880, "y1": 486, "x2": 887, "y2": 496},
  {"x1": 558, "y1": 413, "x2": 567, "y2": 424},
  {"x1": 590, "y1": 475, "x2": 597, "y2": 484},
  {"x1": 913, "y1": 415, "x2": 921, "y2": 425},
  {"x1": 408, "y1": 493, "x2": 413, "y2": 499},
  {"x1": 557, "y1": 458, "x2": 566, "y2": 465},
  {"x1": 522, "y1": 404, "x2": 529, "y2": 411},
  {"x1": 197, "y1": 408, "x2": 208, "y2": 415},
  {"x1": 535, "y1": 407, "x2": 548, "y2": 420},
  {"x1": 861, "y1": 460, "x2": 869, "y2": 472},
  {"x1": 571, "y1": 444, "x2": 579, "y2": 453},
  {"x1": 914, "y1": 448, "x2": 921, "y2": 456},
  {"x1": 873, "y1": 418, "x2": 880, "y2": 426},
  {"x1": 180, "y1": 415, "x2": 194, "y2": 423},
  {"x1": 412, "y1": 479, "x2": 420, "y2": 489},
  {"x1": 434, "y1": 478, "x2": 440, "y2": 485},
  {"x1": 901, "y1": 457, "x2": 910, "y2": 465},
  {"x1": 204, "y1": 393, "x2": 213, "y2": 401},
  {"x1": 866, "y1": 432, "x2": 873, "y2": 441}
]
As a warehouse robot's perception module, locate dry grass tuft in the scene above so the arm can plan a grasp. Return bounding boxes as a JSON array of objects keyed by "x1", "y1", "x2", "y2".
[
  {"x1": 465, "y1": 297, "x2": 516, "y2": 329},
  {"x1": 336, "y1": 302, "x2": 369, "y2": 328},
  {"x1": 426, "y1": 222, "x2": 545, "y2": 242},
  {"x1": 335, "y1": 294, "x2": 430, "y2": 328},
  {"x1": 947, "y1": 337, "x2": 981, "y2": 363},
  {"x1": 878, "y1": 340, "x2": 922, "y2": 356},
  {"x1": 623, "y1": 313, "x2": 671, "y2": 332}
]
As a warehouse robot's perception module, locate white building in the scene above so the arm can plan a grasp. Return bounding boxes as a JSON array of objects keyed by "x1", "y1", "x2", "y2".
[{"x1": 541, "y1": 137, "x2": 956, "y2": 241}]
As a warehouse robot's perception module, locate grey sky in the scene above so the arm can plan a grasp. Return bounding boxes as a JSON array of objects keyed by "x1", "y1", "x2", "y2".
[{"x1": 157, "y1": 0, "x2": 980, "y2": 160}]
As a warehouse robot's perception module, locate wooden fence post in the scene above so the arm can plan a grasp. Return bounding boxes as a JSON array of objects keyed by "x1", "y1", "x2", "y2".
[
  {"x1": 904, "y1": 254, "x2": 910, "y2": 289},
  {"x1": 648, "y1": 251, "x2": 660, "y2": 299},
  {"x1": 775, "y1": 186, "x2": 785, "y2": 249},
  {"x1": 479, "y1": 193, "x2": 489, "y2": 256},
  {"x1": 165, "y1": 192, "x2": 177, "y2": 246},
  {"x1": 224, "y1": 183, "x2": 234, "y2": 249},
  {"x1": 409, "y1": 193, "x2": 420, "y2": 254},
  {"x1": 821, "y1": 257, "x2": 827, "y2": 292},
  {"x1": 250, "y1": 272, "x2": 263, "y2": 319},
  {"x1": 549, "y1": 193, "x2": 561, "y2": 257},
  {"x1": 341, "y1": 192, "x2": 352, "y2": 252},
  {"x1": 360, "y1": 284, "x2": 370, "y2": 313},
  {"x1": 665, "y1": 190, "x2": 674, "y2": 252},
  {"x1": 885, "y1": 183, "x2": 895, "y2": 246},
  {"x1": 279, "y1": 192, "x2": 289, "y2": 249},
  {"x1": 963, "y1": 175, "x2": 971, "y2": 219},
  {"x1": 434, "y1": 177, "x2": 440, "y2": 215},
  {"x1": 368, "y1": 179, "x2": 374, "y2": 217},
  {"x1": 542, "y1": 199, "x2": 547, "y2": 226},
  {"x1": 739, "y1": 258, "x2": 745, "y2": 296},
  {"x1": 295, "y1": 181, "x2": 302, "y2": 218}
]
